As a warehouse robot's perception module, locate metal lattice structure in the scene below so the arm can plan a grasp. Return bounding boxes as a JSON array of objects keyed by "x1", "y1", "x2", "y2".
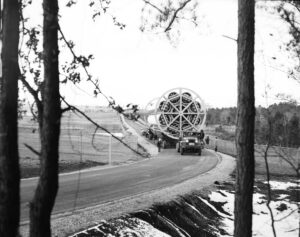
[
  {"x1": 154, "y1": 88, "x2": 206, "y2": 139},
  {"x1": 143, "y1": 97, "x2": 159, "y2": 124}
]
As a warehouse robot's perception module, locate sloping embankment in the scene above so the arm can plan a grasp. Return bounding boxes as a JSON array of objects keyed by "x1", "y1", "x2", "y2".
[
  {"x1": 69, "y1": 185, "x2": 231, "y2": 237},
  {"x1": 119, "y1": 114, "x2": 158, "y2": 157},
  {"x1": 70, "y1": 177, "x2": 300, "y2": 237}
]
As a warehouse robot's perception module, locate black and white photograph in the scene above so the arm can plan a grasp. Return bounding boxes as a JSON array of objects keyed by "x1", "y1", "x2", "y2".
[{"x1": 0, "y1": 0, "x2": 299, "y2": 236}]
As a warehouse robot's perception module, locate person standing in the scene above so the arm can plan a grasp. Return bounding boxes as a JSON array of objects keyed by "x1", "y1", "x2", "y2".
[
  {"x1": 157, "y1": 138, "x2": 162, "y2": 152},
  {"x1": 199, "y1": 130, "x2": 205, "y2": 141},
  {"x1": 215, "y1": 136, "x2": 218, "y2": 152},
  {"x1": 205, "y1": 136, "x2": 210, "y2": 145}
]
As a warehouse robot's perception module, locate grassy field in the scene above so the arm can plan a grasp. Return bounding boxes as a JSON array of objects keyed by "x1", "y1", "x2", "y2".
[{"x1": 19, "y1": 108, "x2": 146, "y2": 178}]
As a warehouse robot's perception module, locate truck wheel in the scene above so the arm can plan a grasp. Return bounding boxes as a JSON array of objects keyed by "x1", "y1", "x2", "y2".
[{"x1": 198, "y1": 149, "x2": 202, "y2": 156}]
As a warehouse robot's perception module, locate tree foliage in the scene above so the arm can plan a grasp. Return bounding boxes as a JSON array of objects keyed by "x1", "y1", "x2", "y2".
[
  {"x1": 277, "y1": 1, "x2": 300, "y2": 84},
  {"x1": 206, "y1": 107, "x2": 237, "y2": 125},
  {"x1": 141, "y1": 0, "x2": 195, "y2": 30},
  {"x1": 255, "y1": 103, "x2": 300, "y2": 147},
  {"x1": 206, "y1": 103, "x2": 300, "y2": 148}
]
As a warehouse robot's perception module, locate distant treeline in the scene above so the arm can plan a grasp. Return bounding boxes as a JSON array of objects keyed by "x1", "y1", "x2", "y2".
[{"x1": 206, "y1": 103, "x2": 300, "y2": 148}]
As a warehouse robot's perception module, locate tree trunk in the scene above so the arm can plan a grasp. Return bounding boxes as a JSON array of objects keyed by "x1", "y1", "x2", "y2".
[
  {"x1": 29, "y1": 0, "x2": 61, "y2": 236},
  {"x1": 234, "y1": 0, "x2": 255, "y2": 237},
  {"x1": 0, "y1": 0, "x2": 20, "y2": 236}
]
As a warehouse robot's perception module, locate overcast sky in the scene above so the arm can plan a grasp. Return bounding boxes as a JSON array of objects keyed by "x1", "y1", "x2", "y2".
[{"x1": 22, "y1": 0, "x2": 300, "y2": 109}]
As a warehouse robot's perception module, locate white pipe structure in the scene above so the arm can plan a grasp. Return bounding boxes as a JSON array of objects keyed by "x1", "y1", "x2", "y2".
[{"x1": 95, "y1": 132, "x2": 124, "y2": 165}]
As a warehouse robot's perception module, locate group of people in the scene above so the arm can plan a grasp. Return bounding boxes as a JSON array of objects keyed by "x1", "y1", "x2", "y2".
[
  {"x1": 199, "y1": 130, "x2": 210, "y2": 145},
  {"x1": 142, "y1": 128, "x2": 157, "y2": 140}
]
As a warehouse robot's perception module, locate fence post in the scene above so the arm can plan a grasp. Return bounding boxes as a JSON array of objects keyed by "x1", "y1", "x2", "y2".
[
  {"x1": 108, "y1": 134, "x2": 112, "y2": 165},
  {"x1": 80, "y1": 131, "x2": 83, "y2": 161}
]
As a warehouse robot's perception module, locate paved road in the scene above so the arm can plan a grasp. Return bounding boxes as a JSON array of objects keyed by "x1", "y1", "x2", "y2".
[{"x1": 21, "y1": 148, "x2": 219, "y2": 221}]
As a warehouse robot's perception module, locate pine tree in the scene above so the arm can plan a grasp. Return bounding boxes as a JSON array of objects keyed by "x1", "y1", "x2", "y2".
[
  {"x1": 234, "y1": 0, "x2": 255, "y2": 236},
  {"x1": 0, "y1": 0, "x2": 20, "y2": 236}
]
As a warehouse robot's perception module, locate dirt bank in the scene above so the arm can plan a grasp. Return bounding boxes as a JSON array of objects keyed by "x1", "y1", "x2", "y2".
[{"x1": 69, "y1": 178, "x2": 299, "y2": 237}]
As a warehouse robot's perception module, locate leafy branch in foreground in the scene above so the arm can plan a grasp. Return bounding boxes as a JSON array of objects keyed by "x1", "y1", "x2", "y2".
[
  {"x1": 61, "y1": 97, "x2": 148, "y2": 157},
  {"x1": 276, "y1": 1, "x2": 300, "y2": 84},
  {"x1": 19, "y1": 1, "x2": 145, "y2": 160},
  {"x1": 19, "y1": 0, "x2": 116, "y2": 111},
  {"x1": 58, "y1": 25, "x2": 110, "y2": 100},
  {"x1": 66, "y1": 0, "x2": 126, "y2": 29}
]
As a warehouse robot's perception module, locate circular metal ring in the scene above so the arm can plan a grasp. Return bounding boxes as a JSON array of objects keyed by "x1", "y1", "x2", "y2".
[{"x1": 154, "y1": 87, "x2": 207, "y2": 140}]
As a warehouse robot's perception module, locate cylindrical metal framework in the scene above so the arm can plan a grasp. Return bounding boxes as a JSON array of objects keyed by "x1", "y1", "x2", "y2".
[
  {"x1": 154, "y1": 88, "x2": 206, "y2": 139},
  {"x1": 143, "y1": 97, "x2": 159, "y2": 124}
]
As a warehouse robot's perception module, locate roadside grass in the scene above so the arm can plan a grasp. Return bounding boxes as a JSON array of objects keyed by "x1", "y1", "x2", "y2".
[
  {"x1": 19, "y1": 108, "x2": 145, "y2": 178},
  {"x1": 21, "y1": 159, "x2": 105, "y2": 178}
]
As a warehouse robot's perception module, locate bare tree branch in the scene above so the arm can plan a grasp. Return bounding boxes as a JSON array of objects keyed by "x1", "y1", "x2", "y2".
[
  {"x1": 282, "y1": 8, "x2": 300, "y2": 35},
  {"x1": 274, "y1": 148, "x2": 299, "y2": 173},
  {"x1": 18, "y1": 6, "x2": 44, "y2": 126},
  {"x1": 24, "y1": 143, "x2": 41, "y2": 156},
  {"x1": 28, "y1": 101, "x2": 38, "y2": 121},
  {"x1": 222, "y1": 34, "x2": 238, "y2": 42},
  {"x1": 19, "y1": 75, "x2": 41, "y2": 105},
  {"x1": 275, "y1": 208, "x2": 298, "y2": 222},
  {"x1": 58, "y1": 25, "x2": 113, "y2": 105},
  {"x1": 61, "y1": 106, "x2": 73, "y2": 114},
  {"x1": 178, "y1": 16, "x2": 198, "y2": 27},
  {"x1": 91, "y1": 126, "x2": 105, "y2": 152},
  {"x1": 263, "y1": 116, "x2": 277, "y2": 237},
  {"x1": 143, "y1": 0, "x2": 164, "y2": 14},
  {"x1": 165, "y1": 0, "x2": 192, "y2": 32},
  {"x1": 61, "y1": 97, "x2": 149, "y2": 157}
]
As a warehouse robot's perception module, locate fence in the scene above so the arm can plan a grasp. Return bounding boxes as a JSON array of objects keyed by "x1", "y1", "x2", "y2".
[
  {"x1": 19, "y1": 126, "x2": 141, "y2": 167},
  {"x1": 207, "y1": 137, "x2": 299, "y2": 176}
]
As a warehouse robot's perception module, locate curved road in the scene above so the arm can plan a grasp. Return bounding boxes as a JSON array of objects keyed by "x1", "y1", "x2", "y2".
[{"x1": 21, "y1": 148, "x2": 219, "y2": 221}]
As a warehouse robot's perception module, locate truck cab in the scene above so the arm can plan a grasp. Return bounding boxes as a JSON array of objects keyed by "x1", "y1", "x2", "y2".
[{"x1": 176, "y1": 133, "x2": 204, "y2": 156}]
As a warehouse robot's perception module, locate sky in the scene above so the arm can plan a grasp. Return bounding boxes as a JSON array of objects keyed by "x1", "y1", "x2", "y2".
[{"x1": 22, "y1": 0, "x2": 300, "y2": 109}]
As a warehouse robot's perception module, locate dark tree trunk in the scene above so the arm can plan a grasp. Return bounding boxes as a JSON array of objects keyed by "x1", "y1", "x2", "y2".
[
  {"x1": 0, "y1": 0, "x2": 20, "y2": 236},
  {"x1": 29, "y1": 0, "x2": 61, "y2": 236},
  {"x1": 234, "y1": 0, "x2": 255, "y2": 237}
]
